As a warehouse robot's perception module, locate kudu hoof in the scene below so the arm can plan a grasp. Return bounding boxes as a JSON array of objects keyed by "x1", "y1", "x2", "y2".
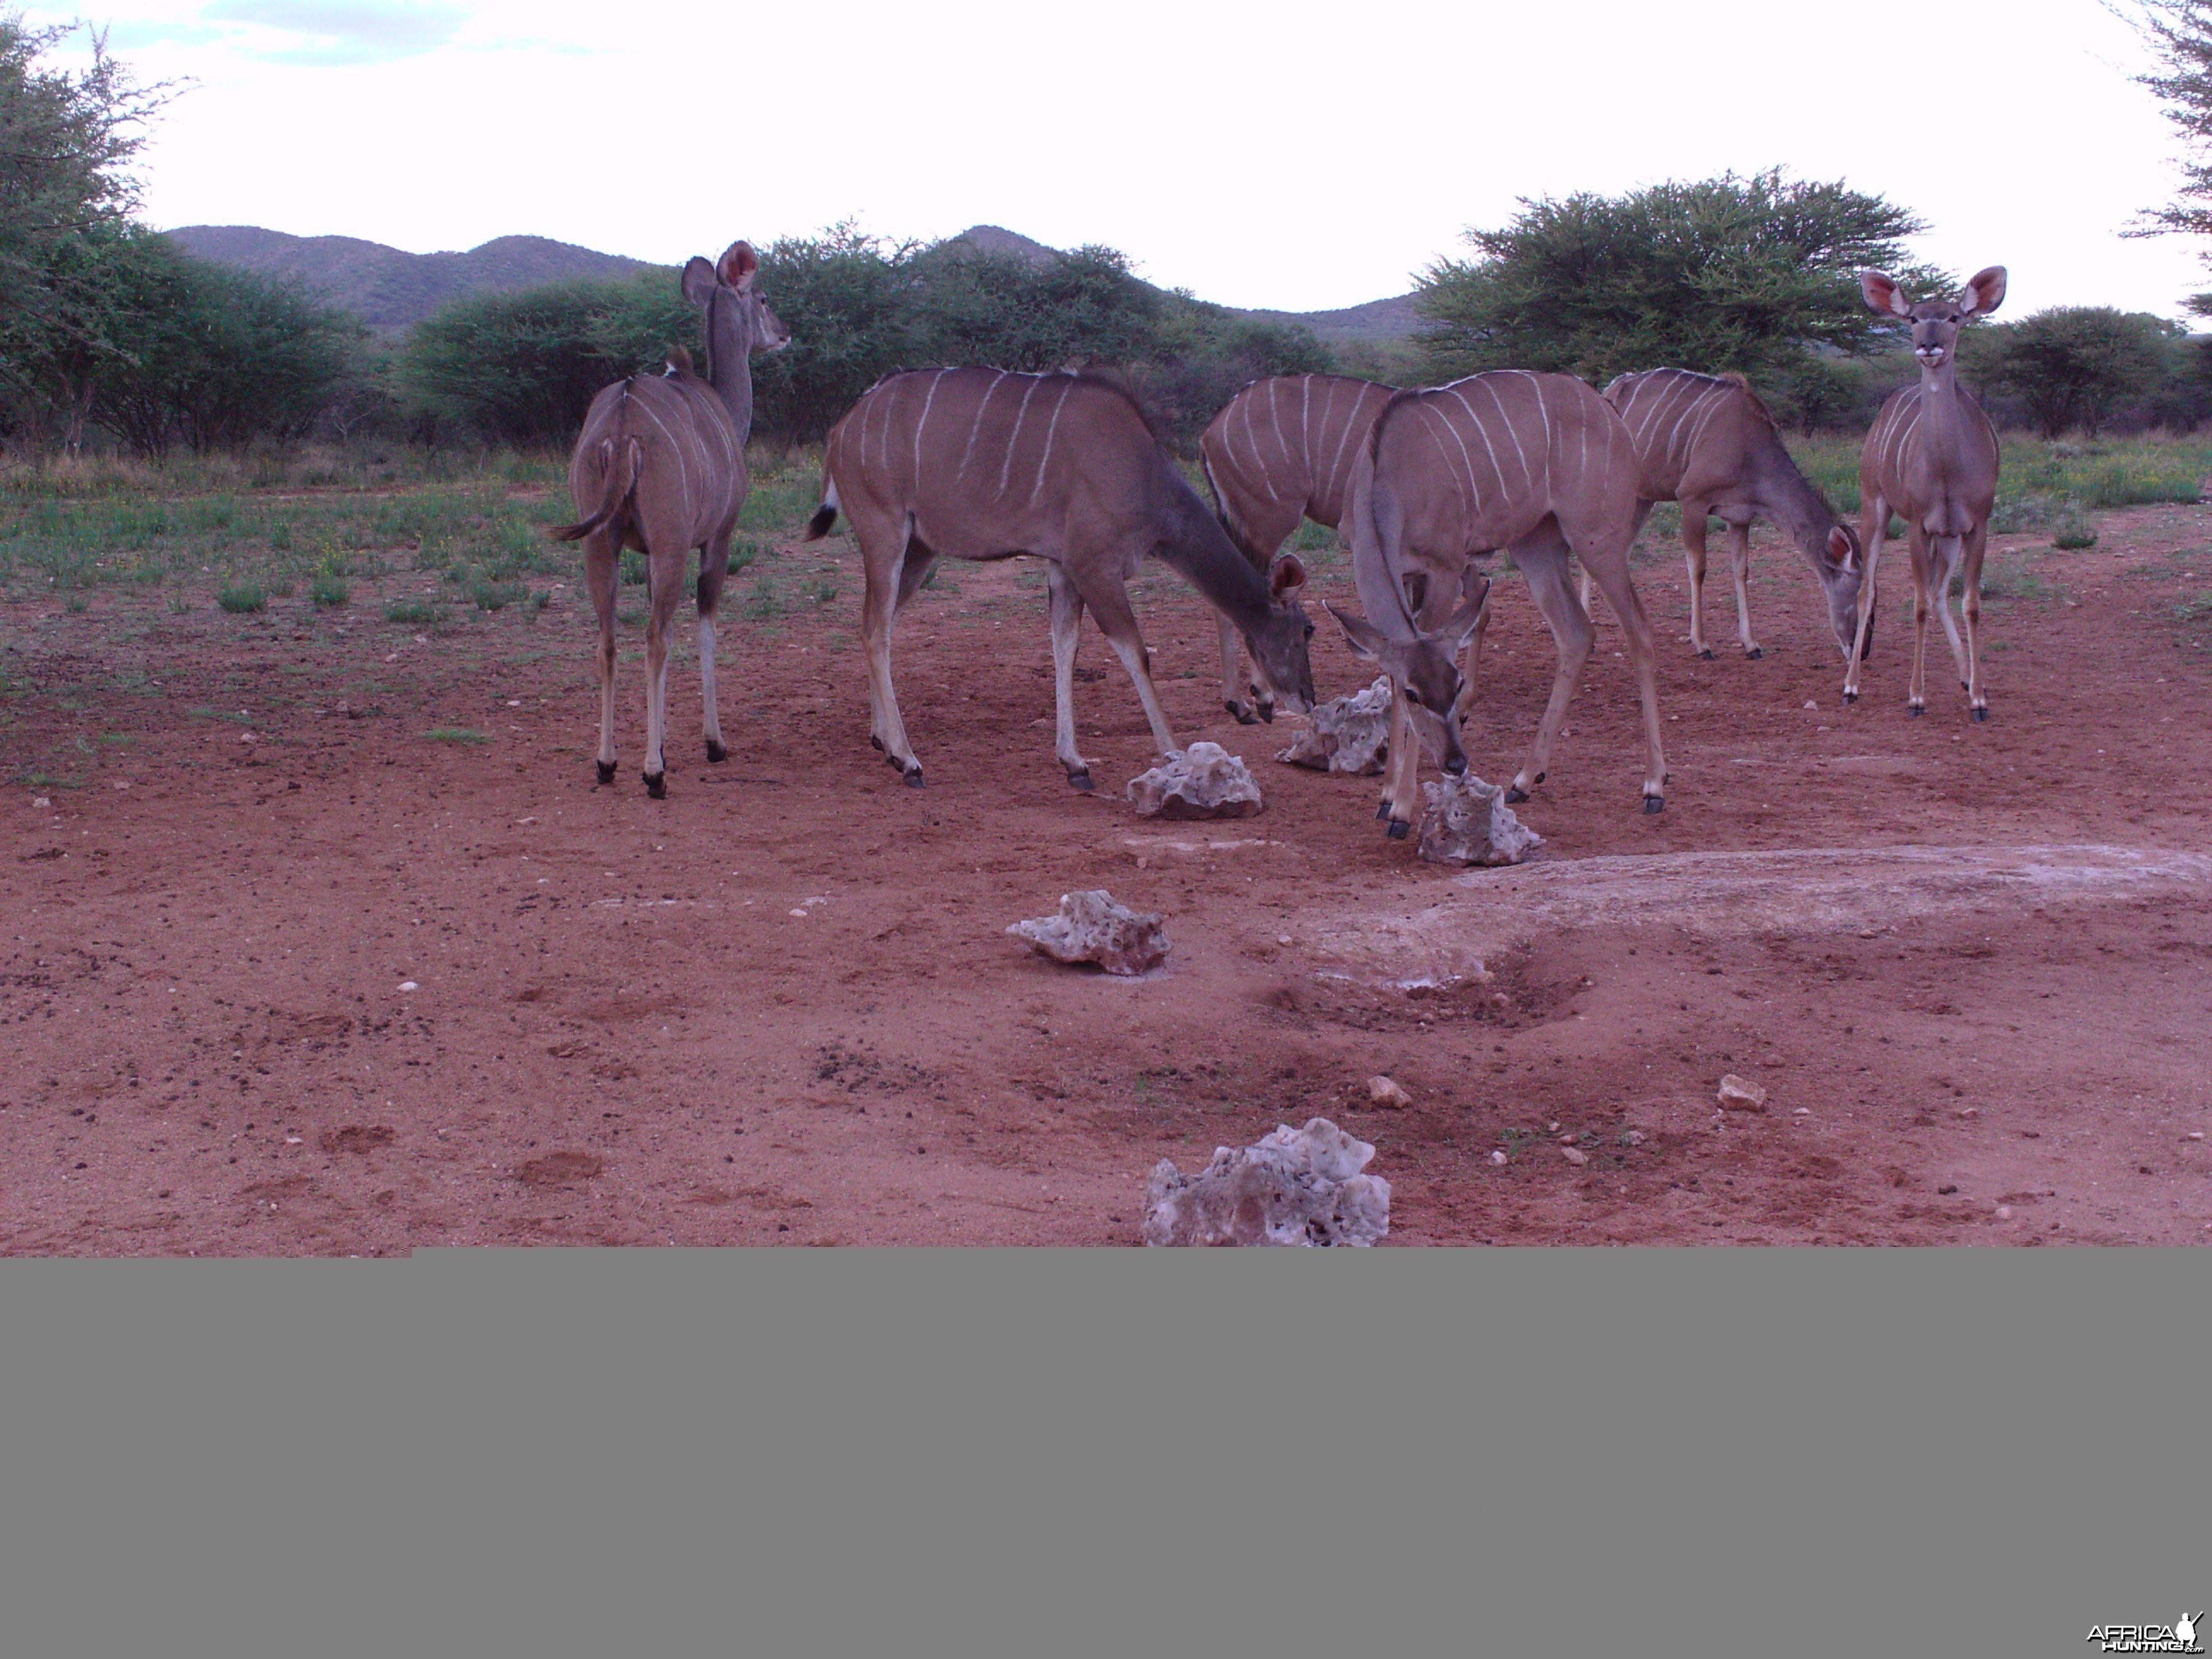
[
  {"x1": 882, "y1": 751, "x2": 906, "y2": 775},
  {"x1": 869, "y1": 735, "x2": 886, "y2": 754},
  {"x1": 1067, "y1": 768, "x2": 1095, "y2": 793},
  {"x1": 1907, "y1": 705, "x2": 1924, "y2": 718},
  {"x1": 1257, "y1": 703, "x2": 1276, "y2": 724},
  {"x1": 1747, "y1": 648, "x2": 1763, "y2": 661},
  {"x1": 644, "y1": 771, "x2": 667, "y2": 800},
  {"x1": 1386, "y1": 819, "x2": 1410, "y2": 841},
  {"x1": 705, "y1": 739, "x2": 727, "y2": 764},
  {"x1": 1843, "y1": 690, "x2": 1859, "y2": 705},
  {"x1": 1643, "y1": 794, "x2": 1665, "y2": 815},
  {"x1": 1376, "y1": 801, "x2": 1393, "y2": 821},
  {"x1": 903, "y1": 768, "x2": 926, "y2": 789},
  {"x1": 1225, "y1": 700, "x2": 1257, "y2": 726},
  {"x1": 595, "y1": 760, "x2": 616, "y2": 785},
  {"x1": 1504, "y1": 786, "x2": 1530, "y2": 804},
  {"x1": 1973, "y1": 707, "x2": 1989, "y2": 723},
  {"x1": 1698, "y1": 649, "x2": 1715, "y2": 661}
]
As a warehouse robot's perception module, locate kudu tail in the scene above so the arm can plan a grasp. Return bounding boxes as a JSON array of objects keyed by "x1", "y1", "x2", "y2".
[
  {"x1": 802, "y1": 478, "x2": 840, "y2": 542},
  {"x1": 549, "y1": 436, "x2": 642, "y2": 544}
]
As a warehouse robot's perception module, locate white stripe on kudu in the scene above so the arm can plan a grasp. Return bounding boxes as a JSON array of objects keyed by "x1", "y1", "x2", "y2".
[
  {"x1": 954, "y1": 369, "x2": 1008, "y2": 483},
  {"x1": 1030, "y1": 375, "x2": 1077, "y2": 504}
]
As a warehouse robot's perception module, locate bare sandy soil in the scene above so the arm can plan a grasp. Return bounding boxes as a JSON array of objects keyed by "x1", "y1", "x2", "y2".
[{"x1": 5, "y1": 506, "x2": 2212, "y2": 1251}]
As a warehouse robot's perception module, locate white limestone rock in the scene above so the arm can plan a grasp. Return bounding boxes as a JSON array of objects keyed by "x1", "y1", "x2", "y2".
[
  {"x1": 1008, "y1": 889, "x2": 1168, "y2": 977},
  {"x1": 1143, "y1": 1118, "x2": 1391, "y2": 1248},
  {"x1": 1418, "y1": 775, "x2": 1544, "y2": 867},
  {"x1": 1277, "y1": 676, "x2": 1392, "y2": 775},
  {"x1": 1126, "y1": 741, "x2": 1263, "y2": 819}
]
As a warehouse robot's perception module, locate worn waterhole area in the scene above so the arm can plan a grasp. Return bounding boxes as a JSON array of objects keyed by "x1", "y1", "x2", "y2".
[{"x1": 5, "y1": 506, "x2": 2212, "y2": 1248}]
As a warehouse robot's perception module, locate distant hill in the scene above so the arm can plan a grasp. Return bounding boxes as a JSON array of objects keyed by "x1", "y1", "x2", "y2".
[
  {"x1": 163, "y1": 226, "x2": 665, "y2": 331},
  {"x1": 163, "y1": 222, "x2": 1424, "y2": 347}
]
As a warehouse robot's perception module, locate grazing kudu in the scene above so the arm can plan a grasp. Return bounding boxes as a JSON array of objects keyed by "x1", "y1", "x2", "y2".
[
  {"x1": 1200, "y1": 374, "x2": 1397, "y2": 720},
  {"x1": 1591, "y1": 369, "x2": 1865, "y2": 661},
  {"x1": 1845, "y1": 266, "x2": 2007, "y2": 718},
  {"x1": 550, "y1": 241, "x2": 790, "y2": 796},
  {"x1": 802, "y1": 367, "x2": 1316, "y2": 788},
  {"x1": 1330, "y1": 371, "x2": 1667, "y2": 836}
]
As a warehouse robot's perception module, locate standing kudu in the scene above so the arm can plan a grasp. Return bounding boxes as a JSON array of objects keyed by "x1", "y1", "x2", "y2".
[
  {"x1": 1592, "y1": 370, "x2": 1866, "y2": 662},
  {"x1": 1333, "y1": 371, "x2": 1668, "y2": 836},
  {"x1": 1200, "y1": 374, "x2": 1397, "y2": 720},
  {"x1": 802, "y1": 367, "x2": 1316, "y2": 788},
  {"x1": 1845, "y1": 266, "x2": 2007, "y2": 718},
  {"x1": 550, "y1": 241, "x2": 789, "y2": 796}
]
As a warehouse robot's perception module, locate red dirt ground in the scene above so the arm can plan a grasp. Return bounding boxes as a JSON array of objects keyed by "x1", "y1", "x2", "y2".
[{"x1": 6, "y1": 506, "x2": 2212, "y2": 1251}]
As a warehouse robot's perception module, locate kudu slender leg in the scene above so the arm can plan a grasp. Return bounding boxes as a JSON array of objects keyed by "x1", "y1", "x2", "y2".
[
  {"x1": 1046, "y1": 565, "x2": 1095, "y2": 788},
  {"x1": 1507, "y1": 531, "x2": 1599, "y2": 806},
  {"x1": 1067, "y1": 556, "x2": 1179, "y2": 760},
  {"x1": 1931, "y1": 534, "x2": 1969, "y2": 688},
  {"x1": 1961, "y1": 523, "x2": 1991, "y2": 720},
  {"x1": 640, "y1": 547, "x2": 684, "y2": 796},
  {"x1": 1844, "y1": 495, "x2": 1885, "y2": 703},
  {"x1": 1725, "y1": 520, "x2": 1761, "y2": 658},
  {"x1": 857, "y1": 514, "x2": 924, "y2": 784},
  {"x1": 1452, "y1": 562, "x2": 1493, "y2": 726},
  {"x1": 1682, "y1": 506, "x2": 1713, "y2": 658},
  {"x1": 1382, "y1": 680, "x2": 1422, "y2": 837},
  {"x1": 1906, "y1": 525, "x2": 1933, "y2": 716},
  {"x1": 1216, "y1": 615, "x2": 1257, "y2": 724},
  {"x1": 583, "y1": 534, "x2": 620, "y2": 785},
  {"x1": 1577, "y1": 539, "x2": 1668, "y2": 811},
  {"x1": 697, "y1": 533, "x2": 732, "y2": 763}
]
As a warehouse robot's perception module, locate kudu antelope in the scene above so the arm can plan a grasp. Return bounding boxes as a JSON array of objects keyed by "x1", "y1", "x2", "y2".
[
  {"x1": 1846, "y1": 266, "x2": 2007, "y2": 718},
  {"x1": 1589, "y1": 369, "x2": 1866, "y2": 661},
  {"x1": 1332, "y1": 371, "x2": 1666, "y2": 835},
  {"x1": 1200, "y1": 374, "x2": 1397, "y2": 720},
  {"x1": 550, "y1": 241, "x2": 790, "y2": 796},
  {"x1": 802, "y1": 367, "x2": 1315, "y2": 788}
]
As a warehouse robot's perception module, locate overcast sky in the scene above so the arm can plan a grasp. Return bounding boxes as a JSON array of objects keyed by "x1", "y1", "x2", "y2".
[{"x1": 29, "y1": 0, "x2": 2212, "y2": 319}]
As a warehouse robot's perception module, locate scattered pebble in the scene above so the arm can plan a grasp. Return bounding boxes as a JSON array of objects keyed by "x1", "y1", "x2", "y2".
[
  {"x1": 1802, "y1": 699, "x2": 1818, "y2": 711},
  {"x1": 1793, "y1": 1107, "x2": 1811, "y2": 1115},
  {"x1": 1995, "y1": 1206, "x2": 2013, "y2": 1221},
  {"x1": 33, "y1": 796, "x2": 50, "y2": 808},
  {"x1": 1561, "y1": 1146, "x2": 1588, "y2": 1166},
  {"x1": 1717, "y1": 1074, "x2": 1769, "y2": 1112},
  {"x1": 398, "y1": 981, "x2": 419, "y2": 993},
  {"x1": 1621, "y1": 1130, "x2": 1646, "y2": 1147},
  {"x1": 1276, "y1": 935, "x2": 1292, "y2": 947},
  {"x1": 285, "y1": 1137, "x2": 302, "y2": 1146},
  {"x1": 2190, "y1": 1132, "x2": 2205, "y2": 1142},
  {"x1": 1367, "y1": 1075, "x2": 1413, "y2": 1110},
  {"x1": 1955, "y1": 1107, "x2": 1979, "y2": 1118},
  {"x1": 1490, "y1": 1149, "x2": 1509, "y2": 1166},
  {"x1": 1547, "y1": 1121, "x2": 1560, "y2": 1133},
  {"x1": 788, "y1": 908, "x2": 808, "y2": 918}
]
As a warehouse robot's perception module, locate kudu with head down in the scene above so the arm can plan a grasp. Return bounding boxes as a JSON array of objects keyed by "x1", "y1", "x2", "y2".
[
  {"x1": 550, "y1": 241, "x2": 790, "y2": 796},
  {"x1": 1846, "y1": 266, "x2": 2007, "y2": 718},
  {"x1": 804, "y1": 367, "x2": 1315, "y2": 788},
  {"x1": 1332, "y1": 371, "x2": 1668, "y2": 836},
  {"x1": 1589, "y1": 369, "x2": 1866, "y2": 662},
  {"x1": 1200, "y1": 373, "x2": 1397, "y2": 720}
]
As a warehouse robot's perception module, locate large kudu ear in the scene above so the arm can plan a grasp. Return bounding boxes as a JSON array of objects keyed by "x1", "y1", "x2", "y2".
[
  {"x1": 718, "y1": 241, "x2": 760, "y2": 291},
  {"x1": 1326, "y1": 603, "x2": 1393, "y2": 664},
  {"x1": 1269, "y1": 552, "x2": 1307, "y2": 600},
  {"x1": 1826, "y1": 524, "x2": 1858, "y2": 573},
  {"x1": 1959, "y1": 266, "x2": 2007, "y2": 318},
  {"x1": 1442, "y1": 579, "x2": 1490, "y2": 652},
  {"x1": 680, "y1": 256, "x2": 718, "y2": 308},
  {"x1": 1860, "y1": 270, "x2": 1910, "y2": 318}
]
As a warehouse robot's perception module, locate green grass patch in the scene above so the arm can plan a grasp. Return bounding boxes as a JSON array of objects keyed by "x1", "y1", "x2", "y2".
[
  {"x1": 471, "y1": 579, "x2": 528, "y2": 611},
  {"x1": 384, "y1": 599, "x2": 441, "y2": 626},
  {"x1": 311, "y1": 573, "x2": 350, "y2": 607},
  {"x1": 216, "y1": 583, "x2": 268, "y2": 614},
  {"x1": 425, "y1": 727, "x2": 490, "y2": 744}
]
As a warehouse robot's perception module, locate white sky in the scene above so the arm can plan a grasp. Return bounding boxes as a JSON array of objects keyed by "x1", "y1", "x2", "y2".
[{"x1": 28, "y1": 0, "x2": 2212, "y2": 319}]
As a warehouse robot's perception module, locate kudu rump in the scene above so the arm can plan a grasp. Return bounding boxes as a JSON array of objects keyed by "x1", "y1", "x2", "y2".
[
  {"x1": 1847, "y1": 266, "x2": 2007, "y2": 718},
  {"x1": 1594, "y1": 369, "x2": 1866, "y2": 662},
  {"x1": 803, "y1": 367, "x2": 1315, "y2": 788},
  {"x1": 1200, "y1": 374, "x2": 1397, "y2": 721},
  {"x1": 1336, "y1": 371, "x2": 1668, "y2": 834},
  {"x1": 551, "y1": 241, "x2": 789, "y2": 796}
]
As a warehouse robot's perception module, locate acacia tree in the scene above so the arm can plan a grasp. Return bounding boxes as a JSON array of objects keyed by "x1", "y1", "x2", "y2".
[
  {"x1": 1414, "y1": 169, "x2": 1943, "y2": 398},
  {"x1": 1967, "y1": 307, "x2": 2181, "y2": 437},
  {"x1": 2127, "y1": 0, "x2": 2212, "y2": 310}
]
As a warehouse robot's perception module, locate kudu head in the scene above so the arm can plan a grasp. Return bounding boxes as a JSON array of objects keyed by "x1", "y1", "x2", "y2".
[
  {"x1": 1815, "y1": 519, "x2": 1868, "y2": 659},
  {"x1": 1324, "y1": 579, "x2": 1489, "y2": 777},
  {"x1": 680, "y1": 241, "x2": 791, "y2": 375},
  {"x1": 1240, "y1": 553, "x2": 1317, "y2": 720},
  {"x1": 1860, "y1": 266, "x2": 2006, "y2": 372}
]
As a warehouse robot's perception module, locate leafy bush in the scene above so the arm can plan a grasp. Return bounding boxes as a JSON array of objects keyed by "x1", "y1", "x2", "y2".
[
  {"x1": 471, "y1": 579, "x2": 526, "y2": 611},
  {"x1": 384, "y1": 598, "x2": 440, "y2": 625},
  {"x1": 216, "y1": 582, "x2": 266, "y2": 613},
  {"x1": 2051, "y1": 506, "x2": 2099, "y2": 549},
  {"x1": 310, "y1": 573, "x2": 349, "y2": 607}
]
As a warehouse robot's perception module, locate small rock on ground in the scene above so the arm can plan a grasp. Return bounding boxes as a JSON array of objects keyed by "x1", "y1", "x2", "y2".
[
  {"x1": 1418, "y1": 775, "x2": 1544, "y2": 867},
  {"x1": 1717, "y1": 1073, "x2": 1769, "y2": 1112},
  {"x1": 1366, "y1": 1074, "x2": 1412, "y2": 1109},
  {"x1": 1008, "y1": 890, "x2": 1168, "y2": 977},
  {"x1": 1277, "y1": 677, "x2": 1392, "y2": 775},
  {"x1": 1144, "y1": 1118, "x2": 1390, "y2": 1247},
  {"x1": 1126, "y1": 742, "x2": 1263, "y2": 819}
]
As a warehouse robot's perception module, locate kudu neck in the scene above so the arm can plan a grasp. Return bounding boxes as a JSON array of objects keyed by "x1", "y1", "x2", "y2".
[
  {"x1": 1153, "y1": 475, "x2": 1276, "y2": 628},
  {"x1": 703, "y1": 298, "x2": 756, "y2": 438}
]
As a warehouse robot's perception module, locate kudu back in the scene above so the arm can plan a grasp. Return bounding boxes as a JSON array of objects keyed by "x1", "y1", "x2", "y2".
[
  {"x1": 1847, "y1": 266, "x2": 2006, "y2": 718},
  {"x1": 1334, "y1": 370, "x2": 1668, "y2": 834},
  {"x1": 804, "y1": 367, "x2": 1315, "y2": 789},
  {"x1": 551, "y1": 241, "x2": 789, "y2": 796},
  {"x1": 1199, "y1": 374, "x2": 1397, "y2": 721}
]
